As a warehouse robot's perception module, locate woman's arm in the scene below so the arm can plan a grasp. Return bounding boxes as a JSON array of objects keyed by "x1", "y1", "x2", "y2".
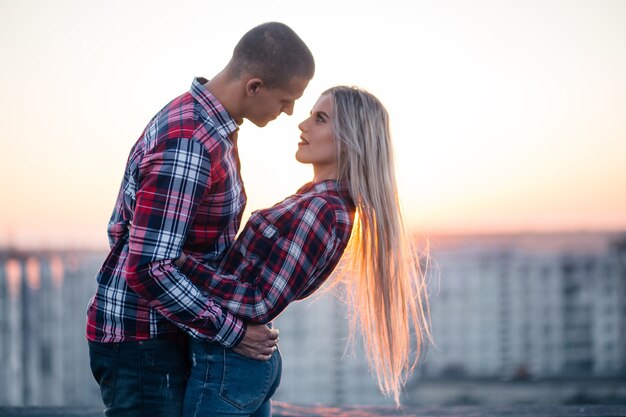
[{"x1": 178, "y1": 197, "x2": 342, "y2": 323}]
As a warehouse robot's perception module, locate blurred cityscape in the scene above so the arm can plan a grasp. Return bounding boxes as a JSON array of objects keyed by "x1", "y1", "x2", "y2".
[{"x1": 1, "y1": 231, "x2": 625, "y2": 407}]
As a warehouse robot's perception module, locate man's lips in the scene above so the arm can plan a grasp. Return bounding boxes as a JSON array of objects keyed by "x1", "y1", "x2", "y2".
[{"x1": 299, "y1": 137, "x2": 309, "y2": 145}]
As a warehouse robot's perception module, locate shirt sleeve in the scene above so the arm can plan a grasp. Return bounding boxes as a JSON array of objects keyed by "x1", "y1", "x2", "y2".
[
  {"x1": 179, "y1": 196, "x2": 340, "y2": 324},
  {"x1": 124, "y1": 137, "x2": 245, "y2": 347}
]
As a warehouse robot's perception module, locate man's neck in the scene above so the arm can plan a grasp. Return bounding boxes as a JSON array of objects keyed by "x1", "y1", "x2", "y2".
[{"x1": 205, "y1": 72, "x2": 244, "y2": 125}]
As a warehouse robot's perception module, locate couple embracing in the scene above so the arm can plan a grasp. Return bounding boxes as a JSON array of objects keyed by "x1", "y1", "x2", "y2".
[{"x1": 86, "y1": 22, "x2": 430, "y2": 417}]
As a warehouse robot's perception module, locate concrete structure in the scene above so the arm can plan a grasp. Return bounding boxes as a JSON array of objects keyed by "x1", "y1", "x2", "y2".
[
  {"x1": 421, "y1": 233, "x2": 626, "y2": 381},
  {"x1": 1, "y1": 232, "x2": 624, "y2": 407},
  {"x1": 273, "y1": 232, "x2": 626, "y2": 406},
  {"x1": 273, "y1": 289, "x2": 391, "y2": 405},
  {"x1": 0, "y1": 251, "x2": 102, "y2": 406},
  {"x1": 406, "y1": 378, "x2": 626, "y2": 407},
  {"x1": 1, "y1": 404, "x2": 626, "y2": 417}
]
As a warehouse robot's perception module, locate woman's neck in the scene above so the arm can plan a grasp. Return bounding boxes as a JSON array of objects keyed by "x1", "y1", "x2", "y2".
[{"x1": 312, "y1": 165, "x2": 338, "y2": 183}]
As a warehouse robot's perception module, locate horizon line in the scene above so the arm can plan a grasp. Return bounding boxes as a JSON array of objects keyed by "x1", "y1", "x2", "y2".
[{"x1": 1, "y1": 227, "x2": 625, "y2": 253}]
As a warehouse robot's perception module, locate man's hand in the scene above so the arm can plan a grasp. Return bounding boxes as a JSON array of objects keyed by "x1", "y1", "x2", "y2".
[
  {"x1": 233, "y1": 324, "x2": 279, "y2": 361},
  {"x1": 175, "y1": 253, "x2": 187, "y2": 267}
]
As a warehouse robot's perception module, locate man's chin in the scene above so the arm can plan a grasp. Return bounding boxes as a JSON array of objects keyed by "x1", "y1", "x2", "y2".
[
  {"x1": 251, "y1": 120, "x2": 270, "y2": 128},
  {"x1": 248, "y1": 115, "x2": 280, "y2": 128}
]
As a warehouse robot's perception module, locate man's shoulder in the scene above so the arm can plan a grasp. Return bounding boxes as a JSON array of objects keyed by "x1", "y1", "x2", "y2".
[
  {"x1": 158, "y1": 91, "x2": 203, "y2": 137},
  {"x1": 144, "y1": 91, "x2": 228, "y2": 153}
]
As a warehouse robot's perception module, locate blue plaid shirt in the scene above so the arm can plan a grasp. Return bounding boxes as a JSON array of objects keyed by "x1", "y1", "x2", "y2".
[{"x1": 87, "y1": 78, "x2": 247, "y2": 347}]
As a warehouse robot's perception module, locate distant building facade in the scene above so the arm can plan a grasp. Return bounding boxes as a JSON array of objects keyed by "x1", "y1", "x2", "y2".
[
  {"x1": 421, "y1": 233, "x2": 626, "y2": 380},
  {"x1": 274, "y1": 233, "x2": 626, "y2": 405},
  {"x1": 273, "y1": 290, "x2": 392, "y2": 405},
  {"x1": 1, "y1": 232, "x2": 624, "y2": 406},
  {"x1": 0, "y1": 250, "x2": 102, "y2": 406}
]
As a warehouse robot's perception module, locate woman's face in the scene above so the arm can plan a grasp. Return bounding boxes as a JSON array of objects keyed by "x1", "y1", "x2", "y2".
[{"x1": 296, "y1": 93, "x2": 338, "y2": 177}]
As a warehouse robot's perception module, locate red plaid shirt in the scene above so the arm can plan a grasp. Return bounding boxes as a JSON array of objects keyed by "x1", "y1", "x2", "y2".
[
  {"x1": 179, "y1": 180, "x2": 355, "y2": 324},
  {"x1": 86, "y1": 78, "x2": 247, "y2": 347}
]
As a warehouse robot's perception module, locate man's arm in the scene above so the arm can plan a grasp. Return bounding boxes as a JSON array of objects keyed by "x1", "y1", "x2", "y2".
[
  {"x1": 123, "y1": 137, "x2": 245, "y2": 346},
  {"x1": 178, "y1": 197, "x2": 339, "y2": 323}
]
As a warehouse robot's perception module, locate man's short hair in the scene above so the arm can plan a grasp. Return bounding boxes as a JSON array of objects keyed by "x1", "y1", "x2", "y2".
[{"x1": 230, "y1": 22, "x2": 315, "y2": 88}]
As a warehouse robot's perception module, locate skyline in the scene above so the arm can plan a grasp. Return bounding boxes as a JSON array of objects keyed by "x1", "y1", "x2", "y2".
[{"x1": 1, "y1": 0, "x2": 625, "y2": 249}]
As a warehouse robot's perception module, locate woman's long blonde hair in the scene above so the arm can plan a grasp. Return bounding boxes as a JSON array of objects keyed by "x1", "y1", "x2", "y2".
[{"x1": 326, "y1": 86, "x2": 431, "y2": 405}]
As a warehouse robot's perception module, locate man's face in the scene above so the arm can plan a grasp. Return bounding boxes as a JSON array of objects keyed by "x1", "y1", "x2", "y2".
[{"x1": 245, "y1": 76, "x2": 310, "y2": 127}]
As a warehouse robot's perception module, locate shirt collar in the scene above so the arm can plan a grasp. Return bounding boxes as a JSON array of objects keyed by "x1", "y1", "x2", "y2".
[
  {"x1": 190, "y1": 77, "x2": 238, "y2": 139},
  {"x1": 297, "y1": 179, "x2": 350, "y2": 197}
]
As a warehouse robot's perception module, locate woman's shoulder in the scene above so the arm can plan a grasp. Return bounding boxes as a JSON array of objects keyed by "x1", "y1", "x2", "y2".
[
  {"x1": 292, "y1": 191, "x2": 353, "y2": 236},
  {"x1": 251, "y1": 191, "x2": 347, "y2": 231},
  {"x1": 298, "y1": 186, "x2": 352, "y2": 214},
  {"x1": 248, "y1": 181, "x2": 353, "y2": 235},
  {"x1": 298, "y1": 180, "x2": 353, "y2": 208}
]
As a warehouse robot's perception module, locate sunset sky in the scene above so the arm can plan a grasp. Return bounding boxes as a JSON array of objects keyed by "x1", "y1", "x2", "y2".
[{"x1": 1, "y1": 0, "x2": 625, "y2": 249}]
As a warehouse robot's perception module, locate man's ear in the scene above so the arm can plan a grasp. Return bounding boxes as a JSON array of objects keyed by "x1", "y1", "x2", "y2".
[{"x1": 245, "y1": 78, "x2": 263, "y2": 97}]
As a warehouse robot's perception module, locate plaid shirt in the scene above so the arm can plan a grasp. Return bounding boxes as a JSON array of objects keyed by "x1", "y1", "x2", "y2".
[
  {"x1": 86, "y1": 78, "x2": 247, "y2": 347},
  {"x1": 179, "y1": 180, "x2": 355, "y2": 324}
]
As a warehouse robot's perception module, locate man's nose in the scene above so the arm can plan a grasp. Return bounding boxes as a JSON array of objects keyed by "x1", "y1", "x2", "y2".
[{"x1": 282, "y1": 102, "x2": 294, "y2": 116}]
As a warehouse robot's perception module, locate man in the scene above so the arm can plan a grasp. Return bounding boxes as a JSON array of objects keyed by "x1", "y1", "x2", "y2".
[{"x1": 86, "y1": 22, "x2": 314, "y2": 416}]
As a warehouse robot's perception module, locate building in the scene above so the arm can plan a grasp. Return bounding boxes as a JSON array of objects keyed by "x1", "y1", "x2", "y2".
[
  {"x1": 273, "y1": 289, "x2": 392, "y2": 405},
  {"x1": 273, "y1": 232, "x2": 626, "y2": 406},
  {"x1": 421, "y1": 233, "x2": 626, "y2": 380},
  {"x1": 0, "y1": 250, "x2": 103, "y2": 406},
  {"x1": 1, "y1": 231, "x2": 624, "y2": 406}
]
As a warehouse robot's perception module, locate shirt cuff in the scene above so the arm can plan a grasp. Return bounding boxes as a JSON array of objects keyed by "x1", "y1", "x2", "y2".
[
  {"x1": 214, "y1": 310, "x2": 247, "y2": 348},
  {"x1": 179, "y1": 254, "x2": 200, "y2": 277}
]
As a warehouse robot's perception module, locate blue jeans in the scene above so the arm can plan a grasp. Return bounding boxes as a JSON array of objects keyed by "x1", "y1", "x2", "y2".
[
  {"x1": 183, "y1": 339, "x2": 282, "y2": 417},
  {"x1": 89, "y1": 339, "x2": 189, "y2": 417}
]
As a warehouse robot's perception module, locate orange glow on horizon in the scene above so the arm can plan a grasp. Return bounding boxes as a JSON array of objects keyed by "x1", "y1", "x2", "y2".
[
  {"x1": 1, "y1": 0, "x2": 625, "y2": 250},
  {"x1": 5, "y1": 259, "x2": 21, "y2": 297},
  {"x1": 25, "y1": 257, "x2": 41, "y2": 290},
  {"x1": 50, "y1": 255, "x2": 65, "y2": 288}
]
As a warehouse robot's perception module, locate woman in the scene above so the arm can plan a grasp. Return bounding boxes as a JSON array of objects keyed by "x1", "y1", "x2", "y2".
[{"x1": 179, "y1": 86, "x2": 431, "y2": 416}]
